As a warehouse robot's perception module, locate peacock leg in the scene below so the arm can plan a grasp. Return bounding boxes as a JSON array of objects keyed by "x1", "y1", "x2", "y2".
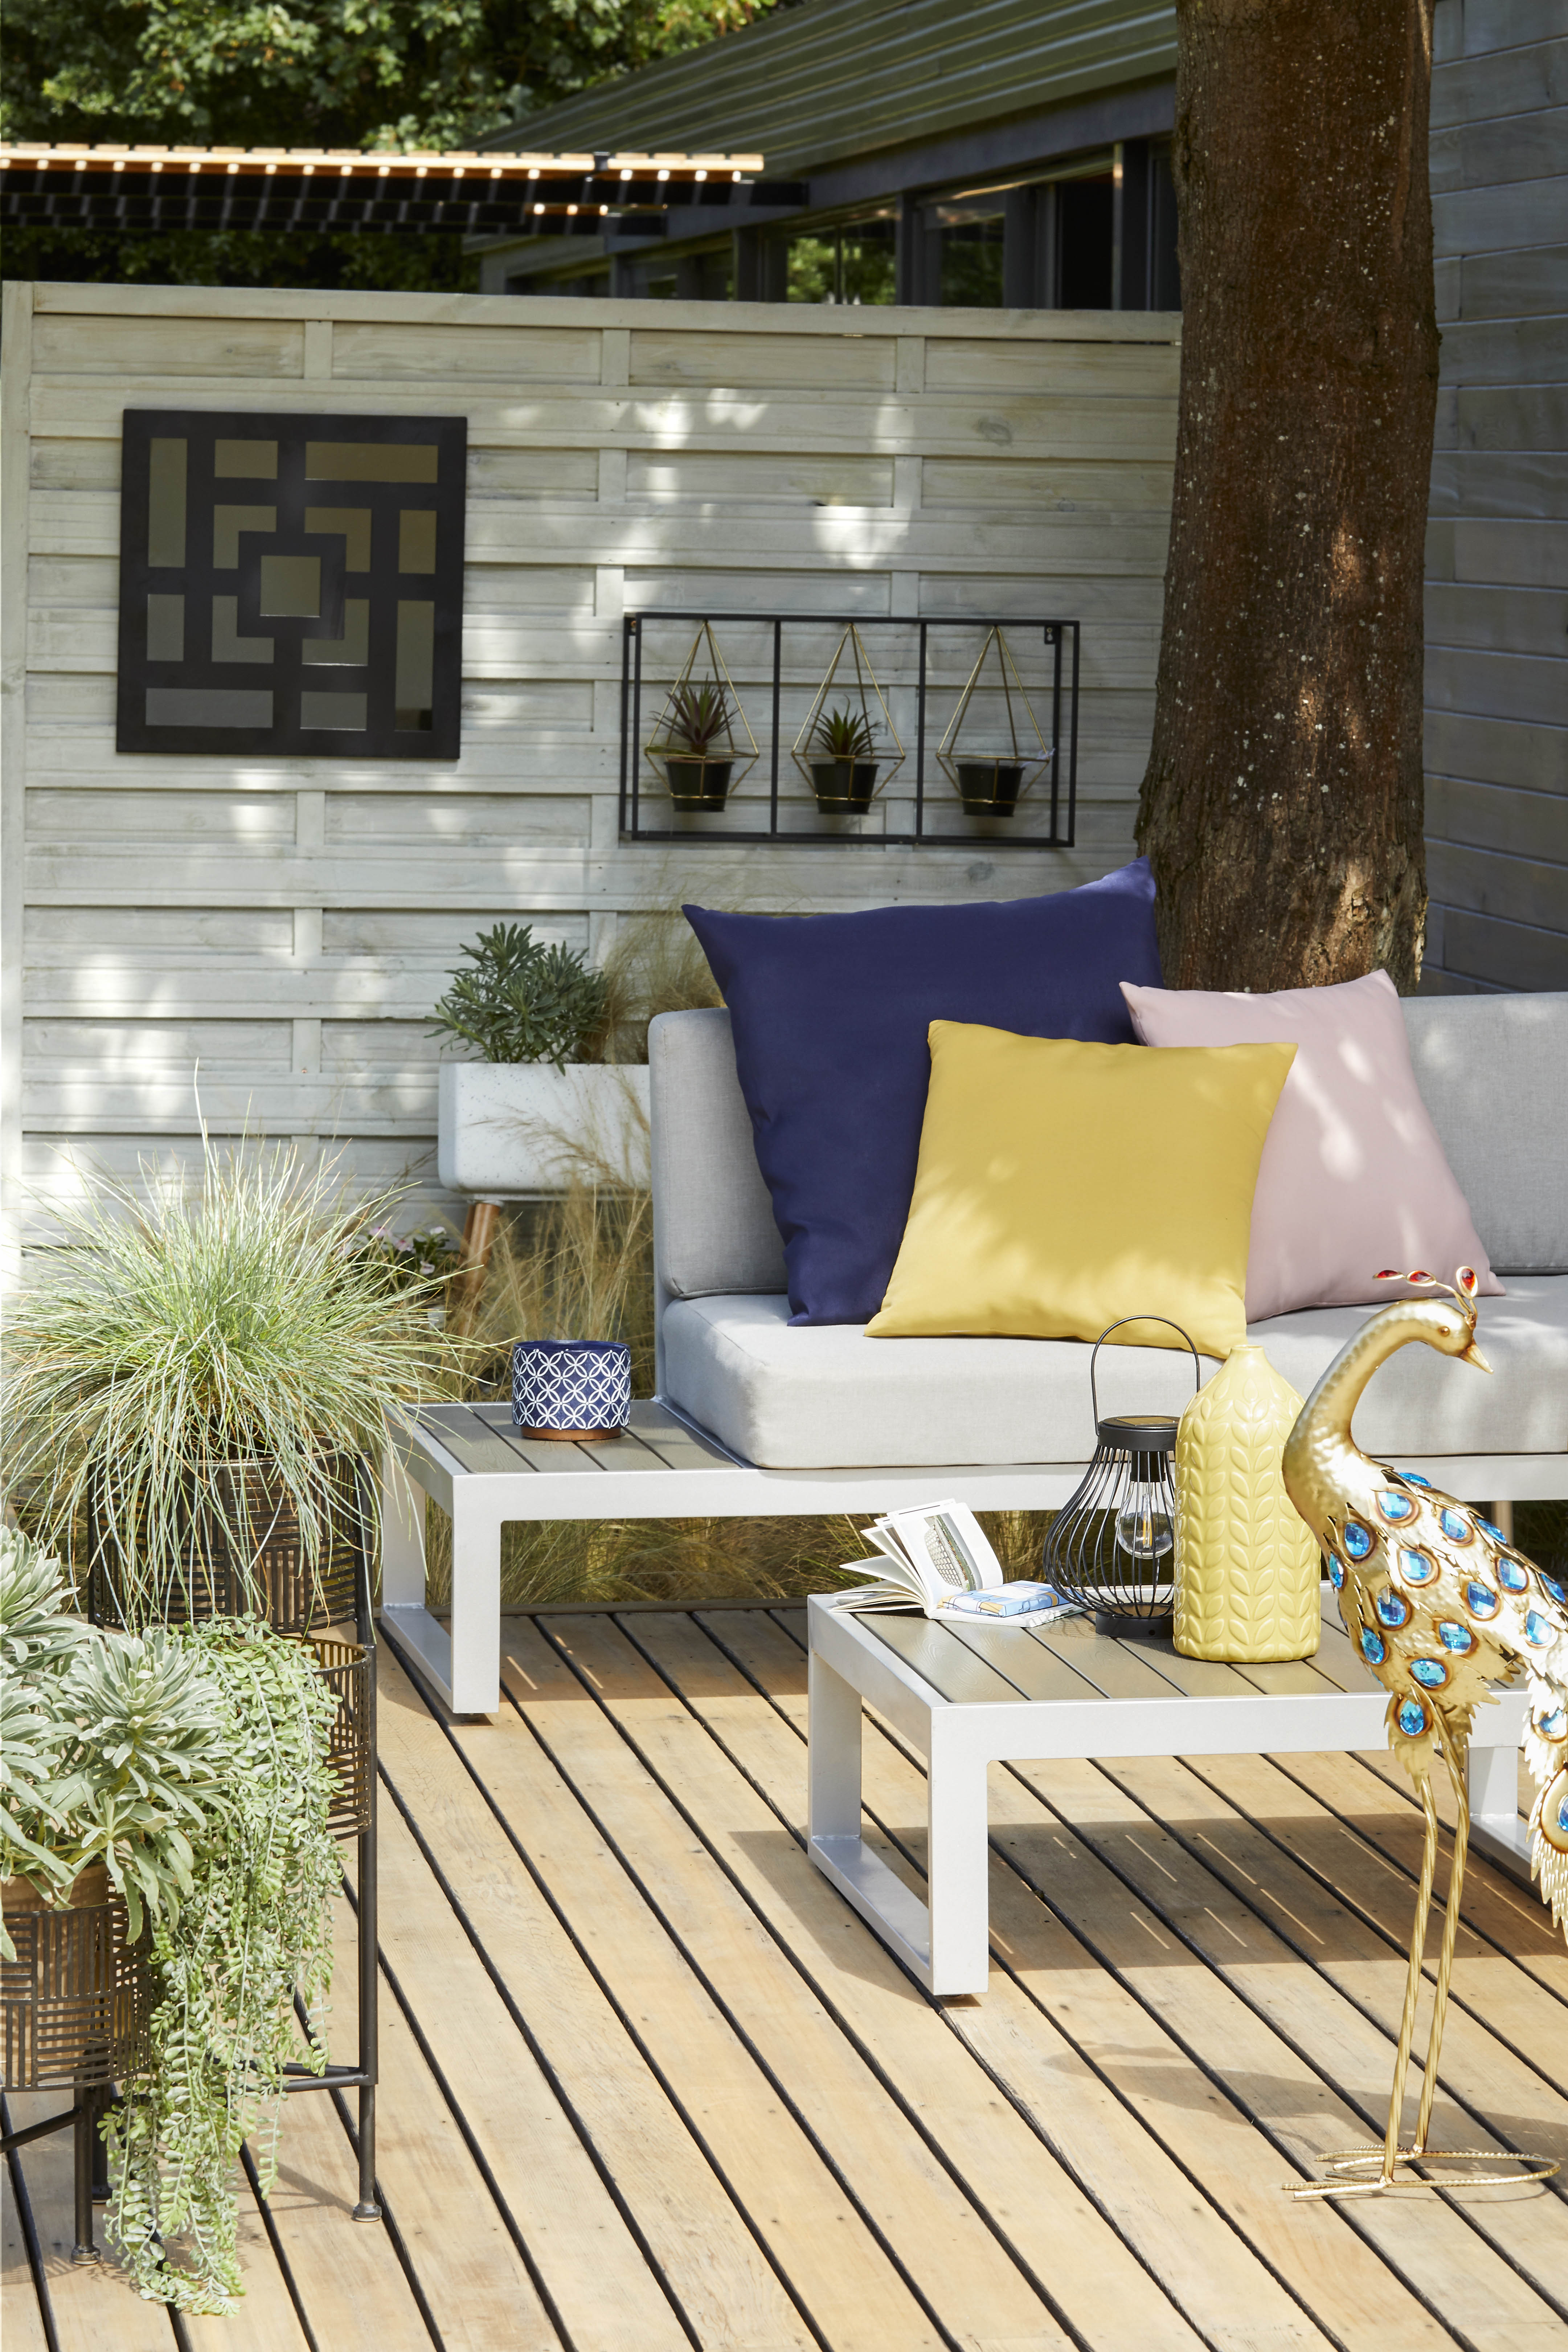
[
  {"x1": 1411, "y1": 1734, "x2": 1470, "y2": 2160},
  {"x1": 1381, "y1": 1762, "x2": 1442, "y2": 2184}
]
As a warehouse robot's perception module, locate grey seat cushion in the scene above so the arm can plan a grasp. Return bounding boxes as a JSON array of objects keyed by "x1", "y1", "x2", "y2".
[{"x1": 663, "y1": 1281, "x2": 1568, "y2": 1469}]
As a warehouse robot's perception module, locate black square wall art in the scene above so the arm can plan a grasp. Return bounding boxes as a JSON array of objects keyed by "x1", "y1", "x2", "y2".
[{"x1": 116, "y1": 410, "x2": 466, "y2": 759}]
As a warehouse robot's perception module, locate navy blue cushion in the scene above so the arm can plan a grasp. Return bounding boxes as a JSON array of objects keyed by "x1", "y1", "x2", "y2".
[{"x1": 685, "y1": 858, "x2": 1162, "y2": 1324}]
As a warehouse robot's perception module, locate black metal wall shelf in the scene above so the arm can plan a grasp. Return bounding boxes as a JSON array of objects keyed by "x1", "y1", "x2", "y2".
[{"x1": 619, "y1": 612, "x2": 1078, "y2": 848}]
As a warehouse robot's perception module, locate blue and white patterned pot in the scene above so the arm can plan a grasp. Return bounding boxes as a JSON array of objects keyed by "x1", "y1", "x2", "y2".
[{"x1": 511, "y1": 1339, "x2": 631, "y2": 1440}]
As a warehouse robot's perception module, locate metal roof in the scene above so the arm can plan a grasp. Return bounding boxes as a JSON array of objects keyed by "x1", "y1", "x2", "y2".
[{"x1": 482, "y1": 0, "x2": 1178, "y2": 180}]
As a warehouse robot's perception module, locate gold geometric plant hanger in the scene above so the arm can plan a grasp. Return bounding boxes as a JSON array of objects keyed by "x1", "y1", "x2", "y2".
[
  {"x1": 789, "y1": 621, "x2": 904, "y2": 794},
  {"x1": 1280, "y1": 1265, "x2": 1567, "y2": 2199},
  {"x1": 935, "y1": 624, "x2": 1052, "y2": 808},
  {"x1": 644, "y1": 621, "x2": 760, "y2": 796}
]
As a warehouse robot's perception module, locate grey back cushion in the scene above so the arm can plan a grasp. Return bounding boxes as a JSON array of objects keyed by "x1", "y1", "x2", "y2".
[
  {"x1": 650, "y1": 1009, "x2": 786, "y2": 1299},
  {"x1": 1402, "y1": 992, "x2": 1567, "y2": 1274},
  {"x1": 650, "y1": 996, "x2": 1567, "y2": 1301}
]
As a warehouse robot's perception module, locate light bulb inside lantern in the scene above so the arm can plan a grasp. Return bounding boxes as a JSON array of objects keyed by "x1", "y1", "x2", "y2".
[{"x1": 1114, "y1": 1491, "x2": 1173, "y2": 1562}]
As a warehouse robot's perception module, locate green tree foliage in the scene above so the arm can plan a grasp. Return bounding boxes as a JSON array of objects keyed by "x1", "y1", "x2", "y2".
[{"x1": 0, "y1": 0, "x2": 785, "y2": 289}]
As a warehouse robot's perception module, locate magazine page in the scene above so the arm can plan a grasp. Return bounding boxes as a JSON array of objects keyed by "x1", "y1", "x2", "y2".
[{"x1": 877, "y1": 1502, "x2": 1002, "y2": 1601}]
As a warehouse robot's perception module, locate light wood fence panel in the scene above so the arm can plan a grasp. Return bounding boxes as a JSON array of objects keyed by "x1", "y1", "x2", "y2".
[{"x1": 1, "y1": 285, "x2": 1178, "y2": 1244}]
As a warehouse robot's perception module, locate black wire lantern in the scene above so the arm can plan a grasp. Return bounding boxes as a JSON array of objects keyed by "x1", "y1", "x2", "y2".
[{"x1": 1043, "y1": 1318, "x2": 1201, "y2": 1636}]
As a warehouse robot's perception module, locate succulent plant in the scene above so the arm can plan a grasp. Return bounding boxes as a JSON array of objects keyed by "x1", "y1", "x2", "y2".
[
  {"x1": 665, "y1": 681, "x2": 730, "y2": 755},
  {"x1": 812, "y1": 703, "x2": 877, "y2": 761}
]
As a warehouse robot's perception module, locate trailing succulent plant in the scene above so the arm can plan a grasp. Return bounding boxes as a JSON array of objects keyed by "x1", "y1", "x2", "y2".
[
  {"x1": 812, "y1": 703, "x2": 878, "y2": 762},
  {"x1": 664, "y1": 681, "x2": 731, "y2": 756},
  {"x1": 0, "y1": 1526, "x2": 339, "y2": 2314},
  {"x1": 429, "y1": 919, "x2": 610, "y2": 1069}
]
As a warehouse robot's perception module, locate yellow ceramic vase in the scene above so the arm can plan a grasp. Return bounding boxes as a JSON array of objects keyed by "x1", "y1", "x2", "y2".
[{"x1": 1174, "y1": 1343, "x2": 1320, "y2": 1661}]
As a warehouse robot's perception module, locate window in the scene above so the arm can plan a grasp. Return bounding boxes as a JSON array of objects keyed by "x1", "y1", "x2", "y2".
[{"x1": 786, "y1": 216, "x2": 896, "y2": 305}]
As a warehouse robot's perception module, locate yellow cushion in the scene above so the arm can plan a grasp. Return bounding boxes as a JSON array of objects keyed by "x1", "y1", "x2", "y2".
[{"x1": 867, "y1": 1022, "x2": 1296, "y2": 1357}]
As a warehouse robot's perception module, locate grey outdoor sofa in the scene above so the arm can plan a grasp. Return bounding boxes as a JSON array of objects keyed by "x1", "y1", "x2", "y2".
[{"x1": 650, "y1": 992, "x2": 1568, "y2": 1507}]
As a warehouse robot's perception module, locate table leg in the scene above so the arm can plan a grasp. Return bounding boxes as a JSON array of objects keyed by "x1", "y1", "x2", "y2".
[
  {"x1": 448, "y1": 1489, "x2": 501, "y2": 1718},
  {"x1": 808, "y1": 1648, "x2": 863, "y2": 1845},
  {"x1": 925, "y1": 1722, "x2": 991, "y2": 1997},
  {"x1": 379, "y1": 1443, "x2": 426, "y2": 1611},
  {"x1": 1468, "y1": 1731, "x2": 1532, "y2": 1886}
]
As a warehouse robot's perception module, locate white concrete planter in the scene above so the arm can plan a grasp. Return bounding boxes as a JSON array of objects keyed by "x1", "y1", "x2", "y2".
[{"x1": 437, "y1": 1061, "x2": 651, "y2": 1196}]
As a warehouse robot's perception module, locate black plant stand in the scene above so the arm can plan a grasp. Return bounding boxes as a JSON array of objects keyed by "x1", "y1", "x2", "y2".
[
  {"x1": 69, "y1": 1453, "x2": 382, "y2": 2230},
  {"x1": 282, "y1": 1461, "x2": 380, "y2": 2220}
]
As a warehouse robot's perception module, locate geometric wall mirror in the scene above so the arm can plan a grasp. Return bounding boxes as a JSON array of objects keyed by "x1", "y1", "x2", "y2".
[{"x1": 116, "y1": 410, "x2": 466, "y2": 759}]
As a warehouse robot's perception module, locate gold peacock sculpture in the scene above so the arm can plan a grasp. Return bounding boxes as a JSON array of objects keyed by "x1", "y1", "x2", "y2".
[{"x1": 1280, "y1": 1264, "x2": 1568, "y2": 2200}]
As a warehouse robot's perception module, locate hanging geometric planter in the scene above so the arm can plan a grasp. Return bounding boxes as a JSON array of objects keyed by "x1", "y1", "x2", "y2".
[
  {"x1": 790, "y1": 623, "x2": 905, "y2": 813},
  {"x1": 643, "y1": 622, "x2": 759, "y2": 812},
  {"x1": 936, "y1": 625, "x2": 1053, "y2": 816}
]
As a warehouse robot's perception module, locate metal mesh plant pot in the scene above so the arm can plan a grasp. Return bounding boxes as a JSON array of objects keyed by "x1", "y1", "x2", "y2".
[
  {"x1": 1, "y1": 1868, "x2": 151, "y2": 2093},
  {"x1": 1043, "y1": 1319, "x2": 1201, "y2": 1634},
  {"x1": 87, "y1": 1451, "x2": 369, "y2": 1634},
  {"x1": 308, "y1": 1634, "x2": 373, "y2": 1840}
]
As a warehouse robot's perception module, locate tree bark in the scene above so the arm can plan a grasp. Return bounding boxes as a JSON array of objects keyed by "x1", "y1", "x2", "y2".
[{"x1": 1136, "y1": 0, "x2": 1439, "y2": 992}]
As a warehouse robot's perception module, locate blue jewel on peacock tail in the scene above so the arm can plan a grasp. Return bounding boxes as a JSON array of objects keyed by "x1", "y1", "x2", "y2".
[
  {"x1": 1397, "y1": 1697, "x2": 1428, "y2": 1737},
  {"x1": 1525, "y1": 1611, "x2": 1551, "y2": 1648},
  {"x1": 1439, "y1": 1508, "x2": 1473, "y2": 1544},
  {"x1": 1375, "y1": 1588, "x2": 1410, "y2": 1628},
  {"x1": 1377, "y1": 1490, "x2": 1414, "y2": 1523},
  {"x1": 1541, "y1": 1575, "x2": 1567, "y2": 1608},
  {"x1": 1361, "y1": 1628, "x2": 1387, "y2": 1666},
  {"x1": 1437, "y1": 1621, "x2": 1475, "y2": 1653},
  {"x1": 1397, "y1": 1548, "x2": 1437, "y2": 1585},
  {"x1": 1327, "y1": 1554, "x2": 1345, "y2": 1589},
  {"x1": 1343, "y1": 1521, "x2": 1374, "y2": 1559},
  {"x1": 1411, "y1": 1658, "x2": 1448, "y2": 1689},
  {"x1": 1535, "y1": 1705, "x2": 1567, "y2": 1740},
  {"x1": 1397, "y1": 1471, "x2": 1433, "y2": 1488},
  {"x1": 1497, "y1": 1557, "x2": 1529, "y2": 1592},
  {"x1": 1465, "y1": 1580, "x2": 1500, "y2": 1618},
  {"x1": 1559, "y1": 1794, "x2": 1568, "y2": 1836},
  {"x1": 1478, "y1": 1517, "x2": 1507, "y2": 1543}
]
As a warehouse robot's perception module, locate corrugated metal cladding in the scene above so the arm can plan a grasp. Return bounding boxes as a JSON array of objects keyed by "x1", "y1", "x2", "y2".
[{"x1": 485, "y1": 0, "x2": 1178, "y2": 176}]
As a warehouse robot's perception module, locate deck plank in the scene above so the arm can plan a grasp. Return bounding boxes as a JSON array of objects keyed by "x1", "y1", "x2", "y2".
[
  {"x1": 1, "y1": 2142, "x2": 50, "y2": 2352},
  {"x1": 589, "y1": 1609, "x2": 1212, "y2": 2352},
  {"x1": 1211, "y1": 1749, "x2": 1568, "y2": 2103},
  {"x1": 3, "y1": 2095, "x2": 173, "y2": 2350},
  {"x1": 325, "y1": 1878, "x2": 565, "y2": 2351},
  {"x1": 375, "y1": 1644, "x2": 817, "y2": 2352},
  {"x1": 257, "y1": 2064, "x2": 433, "y2": 2350},
  {"x1": 491, "y1": 1619, "x2": 1039, "y2": 2352},
  {"x1": 1016, "y1": 1752, "x2": 1568, "y2": 2341},
  {"x1": 692, "y1": 1609, "x2": 1456, "y2": 2352}
]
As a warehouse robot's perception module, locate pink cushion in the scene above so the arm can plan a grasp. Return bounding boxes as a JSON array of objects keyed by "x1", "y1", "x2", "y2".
[{"x1": 1119, "y1": 970, "x2": 1502, "y2": 1320}]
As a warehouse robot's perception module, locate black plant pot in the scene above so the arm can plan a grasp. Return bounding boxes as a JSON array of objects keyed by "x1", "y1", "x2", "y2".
[
  {"x1": 811, "y1": 758, "x2": 879, "y2": 812},
  {"x1": 664, "y1": 754, "x2": 733, "y2": 811},
  {"x1": 957, "y1": 758, "x2": 1025, "y2": 814}
]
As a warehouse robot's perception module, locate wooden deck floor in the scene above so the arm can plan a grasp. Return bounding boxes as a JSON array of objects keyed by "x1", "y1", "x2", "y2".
[{"x1": 6, "y1": 1604, "x2": 1568, "y2": 2352}]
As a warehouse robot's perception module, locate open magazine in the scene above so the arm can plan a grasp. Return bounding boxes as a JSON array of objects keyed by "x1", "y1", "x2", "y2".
[{"x1": 832, "y1": 1500, "x2": 1083, "y2": 1623}]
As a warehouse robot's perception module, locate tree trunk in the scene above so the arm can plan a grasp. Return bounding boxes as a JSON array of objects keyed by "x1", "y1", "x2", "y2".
[{"x1": 1137, "y1": 0, "x2": 1439, "y2": 992}]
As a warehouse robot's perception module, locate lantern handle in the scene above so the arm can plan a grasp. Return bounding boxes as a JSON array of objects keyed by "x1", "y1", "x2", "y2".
[{"x1": 1089, "y1": 1318, "x2": 1201, "y2": 1428}]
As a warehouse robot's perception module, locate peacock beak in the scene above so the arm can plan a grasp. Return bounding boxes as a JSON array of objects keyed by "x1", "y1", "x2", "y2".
[{"x1": 1460, "y1": 1339, "x2": 1492, "y2": 1373}]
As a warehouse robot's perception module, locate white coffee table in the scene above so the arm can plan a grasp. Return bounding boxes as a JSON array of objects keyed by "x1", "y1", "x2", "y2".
[{"x1": 806, "y1": 1589, "x2": 1532, "y2": 1995}]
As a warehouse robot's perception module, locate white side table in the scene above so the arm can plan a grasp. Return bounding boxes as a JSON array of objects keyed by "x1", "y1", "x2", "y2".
[{"x1": 806, "y1": 1591, "x2": 1532, "y2": 1995}]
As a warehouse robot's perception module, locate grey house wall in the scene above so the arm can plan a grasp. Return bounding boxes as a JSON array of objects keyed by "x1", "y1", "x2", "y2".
[{"x1": 1422, "y1": 0, "x2": 1567, "y2": 992}]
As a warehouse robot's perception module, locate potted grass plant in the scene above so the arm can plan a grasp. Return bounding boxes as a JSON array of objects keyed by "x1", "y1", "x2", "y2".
[
  {"x1": 0, "y1": 1131, "x2": 449, "y2": 1632},
  {"x1": 0, "y1": 1527, "x2": 339, "y2": 2314},
  {"x1": 655, "y1": 682, "x2": 735, "y2": 811},
  {"x1": 434, "y1": 920, "x2": 652, "y2": 1196},
  {"x1": 809, "y1": 704, "x2": 881, "y2": 812}
]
